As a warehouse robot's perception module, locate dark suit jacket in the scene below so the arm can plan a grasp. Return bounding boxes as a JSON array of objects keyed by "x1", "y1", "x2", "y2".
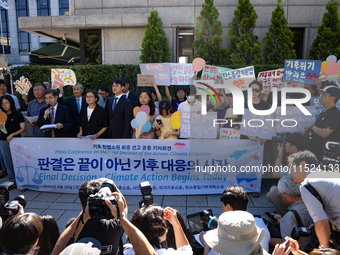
[
  {"x1": 105, "y1": 95, "x2": 133, "y2": 138},
  {"x1": 127, "y1": 92, "x2": 138, "y2": 105},
  {"x1": 37, "y1": 104, "x2": 72, "y2": 137},
  {"x1": 79, "y1": 105, "x2": 108, "y2": 138},
  {"x1": 63, "y1": 97, "x2": 88, "y2": 137}
]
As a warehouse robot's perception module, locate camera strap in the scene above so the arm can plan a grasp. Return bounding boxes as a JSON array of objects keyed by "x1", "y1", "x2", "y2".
[
  {"x1": 290, "y1": 209, "x2": 303, "y2": 227},
  {"x1": 302, "y1": 181, "x2": 325, "y2": 210}
]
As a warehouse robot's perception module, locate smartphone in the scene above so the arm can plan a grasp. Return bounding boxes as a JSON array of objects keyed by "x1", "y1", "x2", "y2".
[
  {"x1": 265, "y1": 212, "x2": 278, "y2": 223},
  {"x1": 283, "y1": 239, "x2": 290, "y2": 251},
  {"x1": 156, "y1": 119, "x2": 163, "y2": 125}
]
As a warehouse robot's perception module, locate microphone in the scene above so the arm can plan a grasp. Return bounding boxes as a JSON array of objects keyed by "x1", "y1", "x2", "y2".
[{"x1": 47, "y1": 104, "x2": 51, "y2": 119}]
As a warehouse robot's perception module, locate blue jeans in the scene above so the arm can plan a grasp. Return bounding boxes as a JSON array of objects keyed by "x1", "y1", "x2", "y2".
[{"x1": 0, "y1": 140, "x2": 15, "y2": 183}]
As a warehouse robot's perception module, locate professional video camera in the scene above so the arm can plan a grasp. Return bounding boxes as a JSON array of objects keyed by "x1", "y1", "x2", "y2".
[
  {"x1": 322, "y1": 141, "x2": 340, "y2": 166},
  {"x1": 139, "y1": 181, "x2": 153, "y2": 207},
  {"x1": 87, "y1": 180, "x2": 118, "y2": 219},
  {"x1": 186, "y1": 209, "x2": 217, "y2": 235},
  {"x1": 271, "y1": 132, "x2": 290, "y2": 143},
  {"x1": 0, "y1": 182, "x2": 26, "y2": 221}
]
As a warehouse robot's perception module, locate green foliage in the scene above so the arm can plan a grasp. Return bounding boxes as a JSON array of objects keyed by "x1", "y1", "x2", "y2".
[
  {"x1": 309, "y1": 0, "x2": 340, "y2": 60},
  {"x1": 84, "y1": 33, "x2": 101, "y2": 65},
  {"x1": 193, "y1": 0, "x2": 229, "y2": 65},
  {"x1": 140, "y1": 9, "x2": 171, "y2": 63},
  {"x1": 263, "y1": 0, "x2": 296, "y2": 64},
  {"x1": 228, "y1": 0, "x2": 264, "y2": 65}
]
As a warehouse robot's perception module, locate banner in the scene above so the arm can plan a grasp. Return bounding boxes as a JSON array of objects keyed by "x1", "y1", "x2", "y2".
[
  {"x1": 283, "y1": 59, "x2": 321, "y2": 84},
  {"x1": 222, "y1": 66, "x2": 255, "y2": 90},
  {"x1": 169, "y1": 63, "x2": 195, "y2": 85},
  {"x1": 220, "y1": 128, "x2": 240, "y2": 140},
  {"x1": 10, "y1": 138, "x2": 263, "y2": 194},
  {"x1": 201, "y1": 65, "x2": 233, "y2": 84},
  {"x1": 180, "y1": 112, "x2": 218, "y2": 139},
  {"x1": 140, "y1": 63, "x2": 170, "y2": 85}
]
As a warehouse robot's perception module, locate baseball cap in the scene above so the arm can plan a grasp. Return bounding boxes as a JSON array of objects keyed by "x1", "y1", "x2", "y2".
[{"x1": 318, "y1": 85, "x2": 340, "y2": 98}]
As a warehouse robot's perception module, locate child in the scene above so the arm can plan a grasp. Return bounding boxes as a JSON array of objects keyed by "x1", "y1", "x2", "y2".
[{"x1": 153, "y1": 100, "x2": 180, "y2": 140}]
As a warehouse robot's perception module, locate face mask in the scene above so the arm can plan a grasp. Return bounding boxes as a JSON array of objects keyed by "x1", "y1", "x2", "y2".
[{"x1": 187, "y1": 96, "x2": 195, "y2": 102}]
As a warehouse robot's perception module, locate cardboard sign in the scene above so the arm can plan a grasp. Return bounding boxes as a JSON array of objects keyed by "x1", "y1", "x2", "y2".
[
  {"x1": 201, "y1": 65, "x2": 233, "y2": 84},
  {"x1": 258, "y1": 69, "x2": 304, "y2": 92},
  {"x1": 137, "y1": 74, "x2": 155, "y2": 87},
  {"x1": 283, "y1": 59, "x2": 321, "y2": 84},
  {"x1": 51, "y1": 69, "x2": 76, "y2": 89},
  {"x1": 169, "y1": 63, "x2": 195, "y2": 85},
  {"x1": 220, "y1": 128, "x2": 240, "y2": 140},
  {"x1": 14, "y1": 76, "x2": 32, "y2": 95},
  {"x1": 180, "y1": 112, "x2": 218, "y2": 139},
  {"x1": 222, "y1": 66, "x2": 255, "y2": 90},
  {"x1": 140, "y1": 63, "x2": 170, "y2": 86}
]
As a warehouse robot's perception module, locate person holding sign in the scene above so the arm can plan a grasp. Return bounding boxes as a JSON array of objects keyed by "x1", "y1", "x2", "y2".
[
  {"x1": 153, "y1": 100, "x2": 180, "y2": 140},
  {"x1": 0, "y1": 95, "x2": 26, "y2": 182},
  {"x1": 165, "y1": 86, "x2": 186, "y2": 112},
  {"x1": 77, "y1": 90, "x2": 108, "y2": 140},
  {"x1": 304, "y1": 85, "x2": 340, "y2": 161}
]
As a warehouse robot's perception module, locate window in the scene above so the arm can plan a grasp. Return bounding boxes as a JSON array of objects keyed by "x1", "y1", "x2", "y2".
[
  {"x1": 80, "y1": 30, "x2": 101, "y2": 65},
  {"x1": 16, "y1": 0, "x2": 30, "y2": 52},
  {"x1": 37, "y1": 0, "x2": 50, "y2": 16},
  {"x1": 291, "y1": 28, "x2": 305, "y2": 59},
  {"x1": 0, "y1": 9, "x2": 10, "y2": 54},
  {"x1": 59, "y1": 0, "x2": 69, "y2": 15},
  {"x1": 177, "y1": 27, "x2": 194, "y2": 63}
]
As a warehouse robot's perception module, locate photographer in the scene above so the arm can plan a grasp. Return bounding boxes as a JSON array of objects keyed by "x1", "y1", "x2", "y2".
[
  {"x1": 268, "y1": 177, "x2": 313, "y2": 250},
  {"x1": 75, "y1": 178, "x2": 127, "y2": 255},
  {"x1": 304, "y1": 85, "x2": 340, "y2": 162},
  {"x1": 267, "y1": 133, "x2": 308, "y2": 217},
  {"x1": 288, "y1": 151, "x2": 340, "y2": 249}
]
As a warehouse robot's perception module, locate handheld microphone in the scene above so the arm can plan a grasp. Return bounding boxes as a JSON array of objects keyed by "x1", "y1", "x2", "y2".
[{"x1": 47, "y1": 104, "x2": 51, "y2": 119}]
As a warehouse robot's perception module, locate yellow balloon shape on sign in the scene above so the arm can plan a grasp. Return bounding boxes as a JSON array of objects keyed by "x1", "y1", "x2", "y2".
[{"x1": 170, "y1": 111, "x2": 181, "y2": 130}]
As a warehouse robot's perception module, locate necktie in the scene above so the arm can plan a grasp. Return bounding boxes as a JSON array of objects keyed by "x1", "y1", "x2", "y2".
[
  {"x1": 77, "y1": 98, "x2": 81, "y2": 114},
  {"x1": 51, "y1": 107, "x2": 55, "y2": 138},
  {"x1": 112, "y1": 97, "x2": 117, "y2": 113}
]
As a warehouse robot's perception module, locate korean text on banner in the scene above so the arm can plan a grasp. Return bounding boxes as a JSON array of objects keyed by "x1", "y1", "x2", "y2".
[
  {"x1": 222, "y1": 66, "x2": 255, "y2": 90},
  {"x1": 140, "y1": 63, "x2": 170, "y2": 86},
  {"x1": 283, "y1": 59, "x2": 322, "y2": 85},
  {"x1": 10, "y1": 138, "x2": 263, "y2": 194},
  {"x1": 201, "y1": 65, "x2": 233, "y2": 84},
  {"x1": 180, "y1": 112, "x2": 218, "y2": 139},
  {"x1": 137, "y1": 74, "x2": 155, "y2": 87},
  {"x1": 169, "y1": 63, "x2": 195, "y2": 85}
]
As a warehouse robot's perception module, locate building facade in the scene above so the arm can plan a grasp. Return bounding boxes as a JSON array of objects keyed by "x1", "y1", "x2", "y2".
[{"x1": 11, "y1": 0, "x2": 340, "y2": 65}]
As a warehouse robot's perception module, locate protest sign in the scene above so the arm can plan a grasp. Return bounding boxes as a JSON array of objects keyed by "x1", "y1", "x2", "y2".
[
  {"x1": 201, "y1": 65, "x2": 233, "y2": 84},
  {"x1": 14, "y1": 76, "x2": 32, "y2": 95},
  {"x1": 220, "y1": 128, "x2": 240, "y2": 140},
  {"x1": 222, "y1": 66, "x2": 255, "y2": 90},
  {"x1": 51, "y1": 69, "x2": 77, "y2": 89},
  {"x1": 283, "y1": 59, "x2": 321, "y2": 84},
  {"x1": 10, "y1": 138, "x2": 263, "y2": 194},
  {"x1": 193, "y1": 79, "x2": 216, "y2": 96},
  {"x1": 169, "y1": 63, "x2": 195, "y2": 85},
  {"x1": 180, "y1": 112, "x2": 218, "y2": 139},
  {"x1": 137, "y1": 74, "x2": 155, "y2": 87},
  {"x1": 140, "y1": 63, "x2": 170, "y2": 85}
]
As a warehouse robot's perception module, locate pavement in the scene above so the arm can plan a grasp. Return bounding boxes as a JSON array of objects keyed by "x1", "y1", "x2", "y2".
[{"x1": 1, "y1": 175, "x2": 275, "y2": 234}]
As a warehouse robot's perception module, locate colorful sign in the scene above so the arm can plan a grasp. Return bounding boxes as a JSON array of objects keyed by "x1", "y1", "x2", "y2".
[
  {"x1": 283, "y1": 59, "x2": 322, "y2": 84},
  {"x1": 257, "y1": 69, "x2": 303, "y2": 92},
  {"x1": 10, "y1": 138, "x2": 263, "y2": 194},
  {"x1": 180, "y1": 112, "x2": 218, "y2": 139},
  {"x1": 51, "y1": 69, "x2": 77, "y2": 89},
  {"x1": 140, "y1": 63, "x2": 170, "y2": 86},
  {"x1": 201, "y1": 65, "x2": 233, "y2": 84},
  {"x1": 222, "y1": 66, "x2": 255, "y2": 90},
  {"x1": 169, "y1": 63, "x2": 195, "y2": 85},
  {"x1": 137, "y1": 74, "x2": 155, "y2": 87},
  {"x1": 220, "y1": 128, "x2": 240, "y2": 140},
  {"x1": 14, "y1": 76, "x2": 32, "y2": 95}
]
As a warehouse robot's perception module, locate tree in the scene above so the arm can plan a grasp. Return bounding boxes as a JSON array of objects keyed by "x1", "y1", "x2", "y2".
[
  {"x1": 193, "y1": 0, "x2": 229, "y2": 65},
  {"x1": 309, "y1": 0, "x2": 340, "y2": 60},
  {"x1": 263, "y1": 0, "x2": 296, "y2": 64},
  {"x1": 140, "y1": 9, "x2": 171, "y2": 63},
  {"x1": 228, "y1": 0, "x2": 263, "y2": 65}
]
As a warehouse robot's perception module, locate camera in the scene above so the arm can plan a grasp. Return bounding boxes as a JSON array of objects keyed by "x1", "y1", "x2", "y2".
[
  {"x1": 304, "y1": 227, "x2": 340, "y2": 253},
  {"x1": 0, "y1": 182, "x2": 23, "y2": 221},
  {"x1": 272, "y1": 132, "x2": 290, "y2": 143},
  {"x1": 4, "y1": 195, "x2": 26, "y2": 215},
  {"x1": 87, "y1": 180, "x2": 117, "y2": 219},
  {"x1": 186, "y1": 209, "x2": 217, "y2": 235},
  {"x1": 322, "y1": 141, "x2": 340, "y2": 166},
  {"x1": 291, "y1": 226, "x2": 311, "y2": 240},
  {"x1": 139, "y1": 181, "x2": 153, "y2": 207}
]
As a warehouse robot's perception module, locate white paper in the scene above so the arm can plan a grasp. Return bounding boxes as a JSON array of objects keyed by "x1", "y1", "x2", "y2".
[
  {"x1": 24, "y1": 116, "x2": 38, "y2": 123},
  {"x1": 40, "y1": 124, "x2": 56, "y2": 130},
  {"x1": 81, "y1": 135, "x2": 94, "y2": 139}
]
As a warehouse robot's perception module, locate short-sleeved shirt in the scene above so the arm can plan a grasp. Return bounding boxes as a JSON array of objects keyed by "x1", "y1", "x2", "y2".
[
  {"x1": 27, "y1": 98, "x2": 47, "y2": 137},
  {"x1": 245, "y1": 99, "x2": 270, "y2": 111},
  {"x1": 178, "y1": 100, "x2": 201, "y2": 113},
  {"x1": 124, "y1": 244, "x2": 193, "y2": 255},
  {"x1": 300, "y1": 170, "x2": 340, "y2": 229},
  {"x1": 171, "y1": 97, "x2": 184, "y2": 112},
  {"x1": 133, "y1": 109, "x2": 159, "y2": 139},
  {"x1": 307, "y1": 106, "x2": 340, "y2": 161},
  {"x1": 152, "y1": 115, "x2": 178, "y2": 140},
  {"x1": 0, "y1": 112, "x2": 25, "y2": 140}
]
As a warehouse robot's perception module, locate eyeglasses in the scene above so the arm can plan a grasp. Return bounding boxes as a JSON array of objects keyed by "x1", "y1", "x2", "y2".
[
  {"x1": 86, "y1": 95, "x2": 95, "y2": 98},
  {"x1": 252, "y1": 89, "x2": 261, "y2": 93},
  {"x1": 319, "y1": 93, "x2": 330, "y2": 98}
]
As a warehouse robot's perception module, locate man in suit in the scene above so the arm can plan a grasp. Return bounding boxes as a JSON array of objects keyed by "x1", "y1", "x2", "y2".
[
  {"x1": 62, "y1": 82, "x2": 88, "y2": 137},
  {"x1": 122, "y1": 77, "x2": 138, "y2": 104},
  {"x1": 37, "y1": 89, "x2": 72, "y2": 137},
  {"x1": 105, "y1": 78, "x2": 133, "y2": 138}
]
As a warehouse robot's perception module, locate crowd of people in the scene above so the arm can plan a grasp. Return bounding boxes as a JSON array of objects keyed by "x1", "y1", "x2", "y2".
[{"x1": 0, "y1": 75, "x2": 340, "y2": 254}]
